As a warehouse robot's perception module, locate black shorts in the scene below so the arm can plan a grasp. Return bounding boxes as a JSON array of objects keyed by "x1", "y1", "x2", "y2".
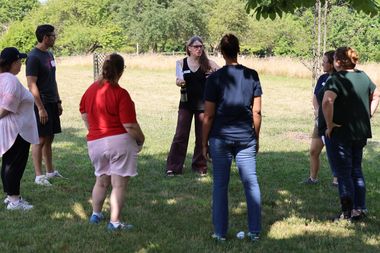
[{"x1": 34, "y1": 102, "x2": 62, "y2": 137}]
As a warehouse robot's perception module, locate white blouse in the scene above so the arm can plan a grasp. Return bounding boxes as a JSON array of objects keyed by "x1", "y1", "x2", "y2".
[{"x1": 0, "y1": 72, "x2": 39, "y2": 156}]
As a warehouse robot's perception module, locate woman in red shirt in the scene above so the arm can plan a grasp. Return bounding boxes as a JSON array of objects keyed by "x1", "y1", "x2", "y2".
[{"x1": 80, "y1": 53, "x2": 144, "y2": 231}]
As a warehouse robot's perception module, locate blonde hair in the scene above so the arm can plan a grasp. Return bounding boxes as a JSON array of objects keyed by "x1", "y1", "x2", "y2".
[{"x1": 334, "y1": 47, "x2": 359, "y2": 69}]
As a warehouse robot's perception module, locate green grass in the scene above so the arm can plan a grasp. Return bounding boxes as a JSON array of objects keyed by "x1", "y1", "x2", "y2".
[{"x1": 1, "y1": 61, "x2": 380, "y2": 253}]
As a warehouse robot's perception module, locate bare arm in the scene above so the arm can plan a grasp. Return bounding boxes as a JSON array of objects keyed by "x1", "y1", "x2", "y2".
[
  {"x1": 27, "y1": 75, "x2": 48, "y2": 125},
  {"x1": 176, "y1": 78, "x2": 186, "y2": 87},
  {"x1": 370, "y1": 87, "x2": 380, "y2": 117},
  {"x1": 252, "y1": 96, "x2": 262, "y2": 153},
  {"x1": 81, "y1": 113, "x2": 89, "y2": 130},
  {"x1": 176, "y1": 60, "x2": 185, "y2": 87},
  {"x1": 322, "y1": 90, "x2": 340, "y2": 138},
  {"x1": 123, "y1": 123, "x2": 145, "y2": 146},
  {"x1": 202, "y1": 101, "x2": 216, "y2": 160},
  {"x1": 209, "y1": 60, "x2": 220, "y2": 72}
]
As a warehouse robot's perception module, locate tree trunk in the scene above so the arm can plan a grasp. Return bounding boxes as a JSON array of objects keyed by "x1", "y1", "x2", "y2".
[
  {"x1": 317, "y1": 0, "x2": 322, "y2": 73},
  {"x1": 323, "y1": 1, "x2": 328, "y2": 53},
  {"x1": 311, "y1": 1, "x2": 318, "y2": 88},
  {"x1": 311, "y1": 0, "x2": 324, "y2": 89}
]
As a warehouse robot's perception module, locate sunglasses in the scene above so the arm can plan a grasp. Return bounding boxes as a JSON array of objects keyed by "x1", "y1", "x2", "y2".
[{"x1": 191, "y1": 45, "x2": 203, "y2": 49}]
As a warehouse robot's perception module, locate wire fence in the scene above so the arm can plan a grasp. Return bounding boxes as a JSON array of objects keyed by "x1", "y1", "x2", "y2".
[{"x1": 93, "y1": 52, "x2": 107, "y2": 81}]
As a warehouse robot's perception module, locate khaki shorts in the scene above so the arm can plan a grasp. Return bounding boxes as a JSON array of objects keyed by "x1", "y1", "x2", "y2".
[
  {"x1": 311, "y1": 124, "x2": 319, "y2": 139},
  {"x1": 87, "y1": 133, "x2": 139, "y2": 177}
]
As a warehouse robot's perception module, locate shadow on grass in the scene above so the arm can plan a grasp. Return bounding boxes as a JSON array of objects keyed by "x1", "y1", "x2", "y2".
[{"x1": 1, "y1": 127, "x2": 379, "y2": 252}]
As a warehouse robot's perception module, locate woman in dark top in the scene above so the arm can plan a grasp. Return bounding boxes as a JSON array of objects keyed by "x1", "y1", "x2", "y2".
[
  {"x1": 322, "y1": 47, "x2": 380, "y2": 221},
  {"x1": 166, "y1": 36, "x2": 218, "y2": 176},
  {"x1": 304, "y1": 50, "x2": 337, "y2": 185},
  {"x1": 203, "y1": 34, "x2": 262, "y2": 242}
]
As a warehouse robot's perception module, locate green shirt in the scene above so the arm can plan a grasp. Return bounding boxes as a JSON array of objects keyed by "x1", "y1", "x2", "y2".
[{"x1": 325, "y1": 70, "x2": 376, "y2": 141}]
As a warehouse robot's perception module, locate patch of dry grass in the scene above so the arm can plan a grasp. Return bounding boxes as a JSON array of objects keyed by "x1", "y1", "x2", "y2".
[
  {"x1": 358, "y1": 62, "x2": 380, "y2": 85},
  {"x1": 55, "y1": 54, "x2": 380, "y2": 85}
]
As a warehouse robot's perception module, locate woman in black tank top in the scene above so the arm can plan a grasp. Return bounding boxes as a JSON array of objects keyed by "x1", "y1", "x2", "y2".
[{"x1": 166, "y1": 36, "x2": 218, "y2": 176}]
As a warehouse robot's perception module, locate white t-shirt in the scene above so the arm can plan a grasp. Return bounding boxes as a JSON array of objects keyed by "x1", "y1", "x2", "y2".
[{"x1": 0, "y1": 72, "x2": 39, "y2": 156}]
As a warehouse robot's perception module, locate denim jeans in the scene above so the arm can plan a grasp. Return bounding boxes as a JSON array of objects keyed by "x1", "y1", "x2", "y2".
[
  {"x1": 323, "y1": 135, "x2": 337, "y2": 177},
  {"x1": 209, "y1": 137, "x2": 261, "y2": 237},
  {"x1": 327, "y1": 137, "x2": 367, "y2": 210}
]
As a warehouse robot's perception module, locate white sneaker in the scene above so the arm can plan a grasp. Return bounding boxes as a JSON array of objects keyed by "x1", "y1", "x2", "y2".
[
  {"x1": 3, "y1": 196, "x2": 10, "y2": 205},
  {"x1": 4, "y1": 196, "x2": 26, "y2": 205},
  {"x1": 35, "y1": 175, "x2": 52, "y2": 186},
  {"x1": 46, "y1": 170, "x2": 65, "y2": 179},
  {"x1": 7, "y1": 199, "x2": 33, "y2": 210}
]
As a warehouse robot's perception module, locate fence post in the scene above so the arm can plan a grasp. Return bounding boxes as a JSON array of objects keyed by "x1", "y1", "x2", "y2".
[{"x1": 93, "y1": 52, "x2": 106, "y2": 81}]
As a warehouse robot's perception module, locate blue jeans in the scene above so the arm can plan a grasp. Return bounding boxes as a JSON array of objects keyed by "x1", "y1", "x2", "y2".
[
  {"x1": 324, "y1": 135, "x2": 337, "y2": 177},
  {"x1": 327, "y1": 137, "x2": 367, "y2": 210},
  {"x1": 209, "y1": 137, "x2": 261, "y2": 237}
]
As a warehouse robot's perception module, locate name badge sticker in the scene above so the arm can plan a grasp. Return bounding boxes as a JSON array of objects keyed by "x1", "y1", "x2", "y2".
[
  {"x1": 51, "y1": 60, "x2": 56, "y2": 67},
  {"x1": 183, "y1": 70, "x2": 191, "y2": 74}
]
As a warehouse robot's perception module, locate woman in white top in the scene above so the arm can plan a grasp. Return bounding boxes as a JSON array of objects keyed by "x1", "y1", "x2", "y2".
[{"x1": 0, "y1": 47, "x2": 39, "y2": 210}]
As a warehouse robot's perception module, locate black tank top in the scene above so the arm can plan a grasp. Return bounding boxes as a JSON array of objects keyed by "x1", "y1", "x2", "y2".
[{"x1": 179, "y1": 57, "x2": 207, "y2": 111}]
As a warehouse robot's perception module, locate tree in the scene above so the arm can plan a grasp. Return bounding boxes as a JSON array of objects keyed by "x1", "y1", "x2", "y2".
[
  {"x1": 114, "y1": 0, "x2": 208, "y2": 53},
  {"x1": 246, "y1": 13, "x2": 313, "y2": 57},
  {"x1": 244, "y1": 0, "x2": 380, "y2": 85},
  {"x1": 1, "y1": 0, "x2": 378, "y2": 58},
  {"x1": 207, "y1": 0, "x2": 249, "y2": 51},
  {"x1": 0, "y1": 0, "x2": 39, "y2": 33},
  {"x1": 328, "y1": 6, "x2": 380, "y2": 61},
  {"x1": 245, "y1": 0, "x2": 379, "y2": 20},
  {"x1": 0, "y1": 0, "x2": 127, "y2": 55}
]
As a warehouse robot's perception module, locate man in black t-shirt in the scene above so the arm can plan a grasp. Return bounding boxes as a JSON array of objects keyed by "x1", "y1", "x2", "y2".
[{"x1": 26, "y1": 24, "x2": 64, "y2": 186}]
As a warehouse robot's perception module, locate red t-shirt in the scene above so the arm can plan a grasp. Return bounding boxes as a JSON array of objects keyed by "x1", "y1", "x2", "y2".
[{"x1": 79, "y1": 81, "x2": 137, "y2": 141}]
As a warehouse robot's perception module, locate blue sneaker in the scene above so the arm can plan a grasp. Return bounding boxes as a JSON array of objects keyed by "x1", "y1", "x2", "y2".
[
  {"x1": 89, "y1": 214, "x2": 103, "y2": 224},
  {"x1": 107, "y1": 222, "x2": 134, "y2": 231},
  {"x1": 247, "y1": 232, "x2": 260, "y2": 242}
]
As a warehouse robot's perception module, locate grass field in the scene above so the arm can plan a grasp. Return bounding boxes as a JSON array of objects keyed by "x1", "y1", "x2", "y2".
[{"x1": 1, "y1": 55, "x2": 380, "y2": 253}]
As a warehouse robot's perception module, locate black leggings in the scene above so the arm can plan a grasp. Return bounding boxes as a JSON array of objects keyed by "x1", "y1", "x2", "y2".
[{"x1": 1, "y1": 135, "x2": 30, "y2": 196}]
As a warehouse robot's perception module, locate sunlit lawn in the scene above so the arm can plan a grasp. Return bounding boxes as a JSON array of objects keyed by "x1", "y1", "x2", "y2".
[{"x1": 0, "y1": 56, "x2": 379, "y2": 253}]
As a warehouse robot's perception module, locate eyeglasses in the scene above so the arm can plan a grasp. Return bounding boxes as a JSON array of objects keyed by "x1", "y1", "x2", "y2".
[{"x1": 191, "y1": 45, "x2": 203, "y2": 49}]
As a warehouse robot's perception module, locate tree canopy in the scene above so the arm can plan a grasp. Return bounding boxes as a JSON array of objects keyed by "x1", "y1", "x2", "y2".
[
  {"x1": 0, "y1": 0, "x2": 39, "y2": 33},
  {"x1": 245, "y1": 0, "x2": 380, "y2": 19},
  {"x1": 0, "y1": 0, "x2": 379, "y2": 62}
]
